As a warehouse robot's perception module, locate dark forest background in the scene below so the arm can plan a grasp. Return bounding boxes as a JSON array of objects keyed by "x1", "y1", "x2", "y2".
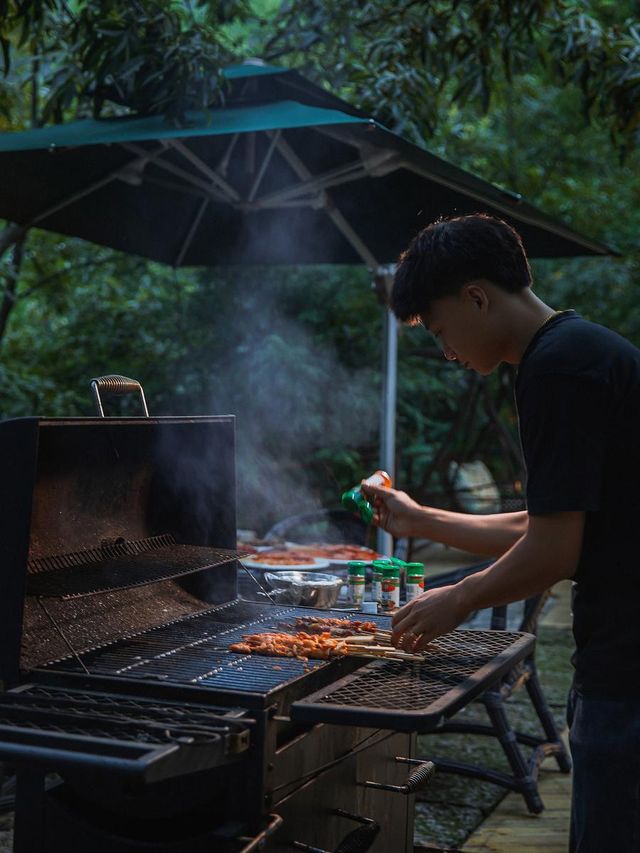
[{"x1": 1, "y1": 0, "x2": 638, "y2": 531}]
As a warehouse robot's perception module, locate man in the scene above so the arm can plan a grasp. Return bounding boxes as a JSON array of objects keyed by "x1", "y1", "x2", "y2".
[{"x1": 361, "y1": 213, "x2": 640, "y2": 853}]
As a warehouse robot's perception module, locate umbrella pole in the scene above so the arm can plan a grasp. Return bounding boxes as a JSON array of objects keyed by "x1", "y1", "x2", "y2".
[{"x1": 377, "y1": 268, "x2": 397, "y2": 558}]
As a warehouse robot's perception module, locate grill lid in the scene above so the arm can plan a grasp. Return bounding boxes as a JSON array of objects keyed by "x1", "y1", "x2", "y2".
[{"x1": 0, "y1": 416, "x2": 240, "y2": 686}]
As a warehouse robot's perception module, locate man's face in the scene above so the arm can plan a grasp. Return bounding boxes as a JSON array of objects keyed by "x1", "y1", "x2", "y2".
[{"x1": 422, "y1": 283, "x2": 502, "y2": 376}]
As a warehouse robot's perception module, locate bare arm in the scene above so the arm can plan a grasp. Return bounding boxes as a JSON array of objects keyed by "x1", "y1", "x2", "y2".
[
  {"x1": 391, "y1": 511, "x2": 584, "y2": 651},
  {"x1": 361, "y1": 483, "x2": 528, "y2": 557}
]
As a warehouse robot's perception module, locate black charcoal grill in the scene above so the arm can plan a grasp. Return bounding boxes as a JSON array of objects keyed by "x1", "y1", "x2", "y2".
[{"x1": 0, "y1": 413, "x2": 535, "y2": 853}]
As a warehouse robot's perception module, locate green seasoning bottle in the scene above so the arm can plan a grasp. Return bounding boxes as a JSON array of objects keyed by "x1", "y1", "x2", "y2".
[
  {"x1": 341, "y1": 470, "x2": 392, "y2": 524},
  {"x1": 347, "y1": 561, "x2": 367, "y2": 607},
  {"x1": 341, "y1": 486, "x2": 374, "y2": 524},
  {"x1": 371, "y1": 559, "x2": 392, "y2": 613},
  {"x1": 381, "y1": 564, "x2": 401, "y2": 612},
  {"x1": 405, "y1": 562, "x2": 425, "y2": 603}
]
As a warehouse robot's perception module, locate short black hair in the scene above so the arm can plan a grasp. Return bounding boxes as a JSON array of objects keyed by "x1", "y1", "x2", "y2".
[{"x1": 391, "y1": 213, "x2": 532, "y2": 324}]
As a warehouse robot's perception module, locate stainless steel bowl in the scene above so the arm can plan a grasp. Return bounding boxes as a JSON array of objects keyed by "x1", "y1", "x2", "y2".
[{"x1": 264, "y1": 571, "x2": 344, "y2": 609}]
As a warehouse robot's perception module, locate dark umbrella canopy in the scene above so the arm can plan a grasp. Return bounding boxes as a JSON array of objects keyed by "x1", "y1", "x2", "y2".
[
  {"x1": 0, "y1": 63, "x2": 612, "y2": 267},
  {"x1": 0, "y1": 63, "x2": 614, "y2": 555}
]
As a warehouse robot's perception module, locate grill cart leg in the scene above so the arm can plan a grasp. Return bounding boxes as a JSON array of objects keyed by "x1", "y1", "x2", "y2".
[{"x1": 14, "y1": 767, "x2": 46, "y2": 853}]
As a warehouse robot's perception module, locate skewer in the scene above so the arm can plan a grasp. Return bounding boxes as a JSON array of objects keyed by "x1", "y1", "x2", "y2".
[{"x1": 344, "y1": 647, "x2": 425, "y2": 661}]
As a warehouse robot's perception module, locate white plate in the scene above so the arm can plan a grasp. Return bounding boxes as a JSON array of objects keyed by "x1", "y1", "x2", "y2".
[
  {"x1": 322, "y1": 555, "x2": 382, "y2": 565},
  {"x1": 240, "y1": 557, "x2": 331, "y2": 571}
]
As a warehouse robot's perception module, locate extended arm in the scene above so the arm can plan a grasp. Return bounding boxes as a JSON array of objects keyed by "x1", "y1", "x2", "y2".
[
  {"x1": 361, "y1": 483, "x2": 528, "y2": 557},
  {"x1": 391, "y1": 511, "x2": 584, "y2": 650}
]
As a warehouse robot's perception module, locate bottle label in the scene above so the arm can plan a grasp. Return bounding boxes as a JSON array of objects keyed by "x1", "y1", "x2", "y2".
[
  {"x1": 381, "y1": 580, "x2": 400, "y2": 611},
  {"x1": 405, "y1": 581, "x2": 424, "y2": 602}
]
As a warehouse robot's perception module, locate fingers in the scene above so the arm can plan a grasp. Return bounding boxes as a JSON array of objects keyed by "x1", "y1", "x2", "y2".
[
  {"x1": 360, "y1": 482, "x2": 394, "y2": 498},
  {"x1": 393, "y1": 628, "x2": 435, "y2": 653}
]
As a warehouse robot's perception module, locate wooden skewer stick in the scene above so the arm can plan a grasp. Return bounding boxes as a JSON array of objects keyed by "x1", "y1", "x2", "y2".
[{"x1": 344, "y1": 645, "x2": 425, "y2": 661}]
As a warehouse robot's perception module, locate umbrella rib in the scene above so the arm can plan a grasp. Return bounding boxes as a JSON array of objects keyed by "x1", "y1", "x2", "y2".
[
  {"x1": 167, "y1": 139, "x2": 242, "y2": 203},
  {"x1": 217, "y1": 133, "x2": 239, "y2": 178},
  {"x1": 247, "y1": 130, "x2": 281, "y2": 203},
  {"x1": 270, "y1": 132, "x2": 380, "y2": 269},
  {"x1": 28, "y1": 173, "x2": 117, "y2": 228},
  {"x1": 175, "y1": 197, "x2": 209, "y2": 267},
  {"x1": 120, "y1": 142, "x2": 231, "y2": 204},
  {"x1": 24, "y1": 143, "x2": 172, "y2": 227},
  {"x1": 253, "y1": 158, "x2": 368, "y2": 208}
]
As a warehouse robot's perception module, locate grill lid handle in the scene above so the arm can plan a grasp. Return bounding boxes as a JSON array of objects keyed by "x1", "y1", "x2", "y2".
[{"x1": 90, "y1": 374, "x2": 150, "y2": 417}]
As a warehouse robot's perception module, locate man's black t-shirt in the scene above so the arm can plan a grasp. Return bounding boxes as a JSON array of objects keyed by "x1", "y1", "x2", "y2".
[{"x1": 515, "y1": 311, "x2": 640, "y2": 697}]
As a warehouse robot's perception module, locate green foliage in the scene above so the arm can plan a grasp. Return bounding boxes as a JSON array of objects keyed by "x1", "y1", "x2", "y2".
[
  {"x1": 255, "y1": 0, "x2": 640, "y2": 152},
  {"x1": 1, "y1": 0, "x2": 639, "y2": 529},
  {"x1": 0, "y1": 0, "x2": 248, "y2": 125}
]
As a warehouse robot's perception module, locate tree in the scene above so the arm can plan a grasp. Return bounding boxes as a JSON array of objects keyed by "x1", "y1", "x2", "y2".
[{"x1": 1, "y1": 0, "x2": 638, "y2": 526}]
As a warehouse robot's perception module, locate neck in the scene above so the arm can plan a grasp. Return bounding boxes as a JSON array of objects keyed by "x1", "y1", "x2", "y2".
[{"x1": 500, "y1": 290, "x2": 556, "y2": 365}]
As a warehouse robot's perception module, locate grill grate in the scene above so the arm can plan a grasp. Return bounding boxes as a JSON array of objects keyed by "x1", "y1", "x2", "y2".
[
  {"x1": 0, "y1": 685, "x2": 249, "y2": 744},
  {"x1": 26, "y1": 541, "x2": 247, "y2": 598},
  {"x1": 290, "y1": 629, "x2": 535, "y2": 732},
  {"x1": 0, "y1": 684, "x2": 252, "y2": 782},
  {"x1": 43, "y1": 603, "x2": 390, "y2": 695}
]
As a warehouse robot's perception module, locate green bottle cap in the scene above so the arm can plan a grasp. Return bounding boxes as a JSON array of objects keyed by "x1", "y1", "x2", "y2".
[
  {"x1": 372, "y1": 559, "x2": 392, "y2": 568},
  {"x1": 390, "y1": 557, "x2": 407, "y2": 567},
  {"x1": 406, "y1": 562, "x2": 425, "y2": 578},
  {"x1": 347, "y1": 561, "x2": 367, "y2": 575},
  {"x1": 340, "y1": 487, "x2": 374, "y2": 524},
  {"x1": 383, "y1": 565, "x2": 400, "y2": 578},
  {"x1": 341, "y1": 486, "x2": 362, "y2": 513}
]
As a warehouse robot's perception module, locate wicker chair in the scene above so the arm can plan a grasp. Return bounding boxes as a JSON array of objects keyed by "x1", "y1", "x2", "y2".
[{"x1": 415, "y1": 566, "x2": 571, "y2": 814}]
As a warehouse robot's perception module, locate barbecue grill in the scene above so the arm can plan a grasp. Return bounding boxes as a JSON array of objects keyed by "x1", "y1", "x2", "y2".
[{"x1": 0, "y1": 414, "x2": 534, "y2": 852}]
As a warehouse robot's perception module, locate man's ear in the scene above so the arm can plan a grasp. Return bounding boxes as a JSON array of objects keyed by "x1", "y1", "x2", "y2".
[{"x1": 463, "y1": 282, "x2": 490, "y2": 312}]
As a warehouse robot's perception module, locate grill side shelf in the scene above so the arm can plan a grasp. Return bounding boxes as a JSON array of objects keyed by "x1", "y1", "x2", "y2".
[
  {"x1": 26, "y1": 539, "x2": 250, "y2": 598},
  {"x1": 289, "y1": 630, "x2": 535, "y2": 732}
]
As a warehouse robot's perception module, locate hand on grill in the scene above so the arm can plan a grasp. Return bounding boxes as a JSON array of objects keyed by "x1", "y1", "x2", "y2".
[{"x1": 391, "y1": 583, "x2": 472, "y2": 652}]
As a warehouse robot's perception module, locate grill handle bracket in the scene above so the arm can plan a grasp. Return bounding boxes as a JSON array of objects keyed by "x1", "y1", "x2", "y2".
[
  {"x1": 237, "y1": 813, "x2": 283, "y2": 852},
  {"x1": 293, "y1": 809, "x2": 380, "y2": 853},
  {"x1": 90, "y1": 374, "x2": 150, "y2": 417},
  {"x1": 361, "y1": 756, "x2": 436, "y2": 794}
]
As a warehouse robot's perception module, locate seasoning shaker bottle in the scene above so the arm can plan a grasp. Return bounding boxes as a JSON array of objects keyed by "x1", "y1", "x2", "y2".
[
  {"x1": 347, "y1": 561, "x2": 367, "y2": 608},
  {"x1": 341, "y1": 470, "x2": 392, "y2": 524},
  {"x1": 381, "y1": 564, "x2": 401, "y2": 612},
  {"x1": 405, "y1": 562, "x2": 425, "y2": 603},
  {"x1": 371, "y1": 559, "x2": 392, "y2": 613}
]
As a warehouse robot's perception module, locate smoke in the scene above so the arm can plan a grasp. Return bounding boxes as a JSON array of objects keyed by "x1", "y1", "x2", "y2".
[{"x1": 204, "y1": 276, "x2": 381, "y2": 533}]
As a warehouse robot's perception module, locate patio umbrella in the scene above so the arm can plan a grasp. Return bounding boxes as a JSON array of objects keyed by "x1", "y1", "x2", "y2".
[{"x1": 0, "y1": 62, "x2": 613, "y2": 548}]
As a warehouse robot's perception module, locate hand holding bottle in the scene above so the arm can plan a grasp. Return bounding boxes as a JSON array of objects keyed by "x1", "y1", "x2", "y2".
[{"x1": 359, "y1": 482, "x2": 425, "y2": 538}]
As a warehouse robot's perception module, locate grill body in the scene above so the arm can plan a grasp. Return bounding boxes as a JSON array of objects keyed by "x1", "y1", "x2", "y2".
[{"x1": 0, "y1": 417, "x2": 534, "y2": 853}]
